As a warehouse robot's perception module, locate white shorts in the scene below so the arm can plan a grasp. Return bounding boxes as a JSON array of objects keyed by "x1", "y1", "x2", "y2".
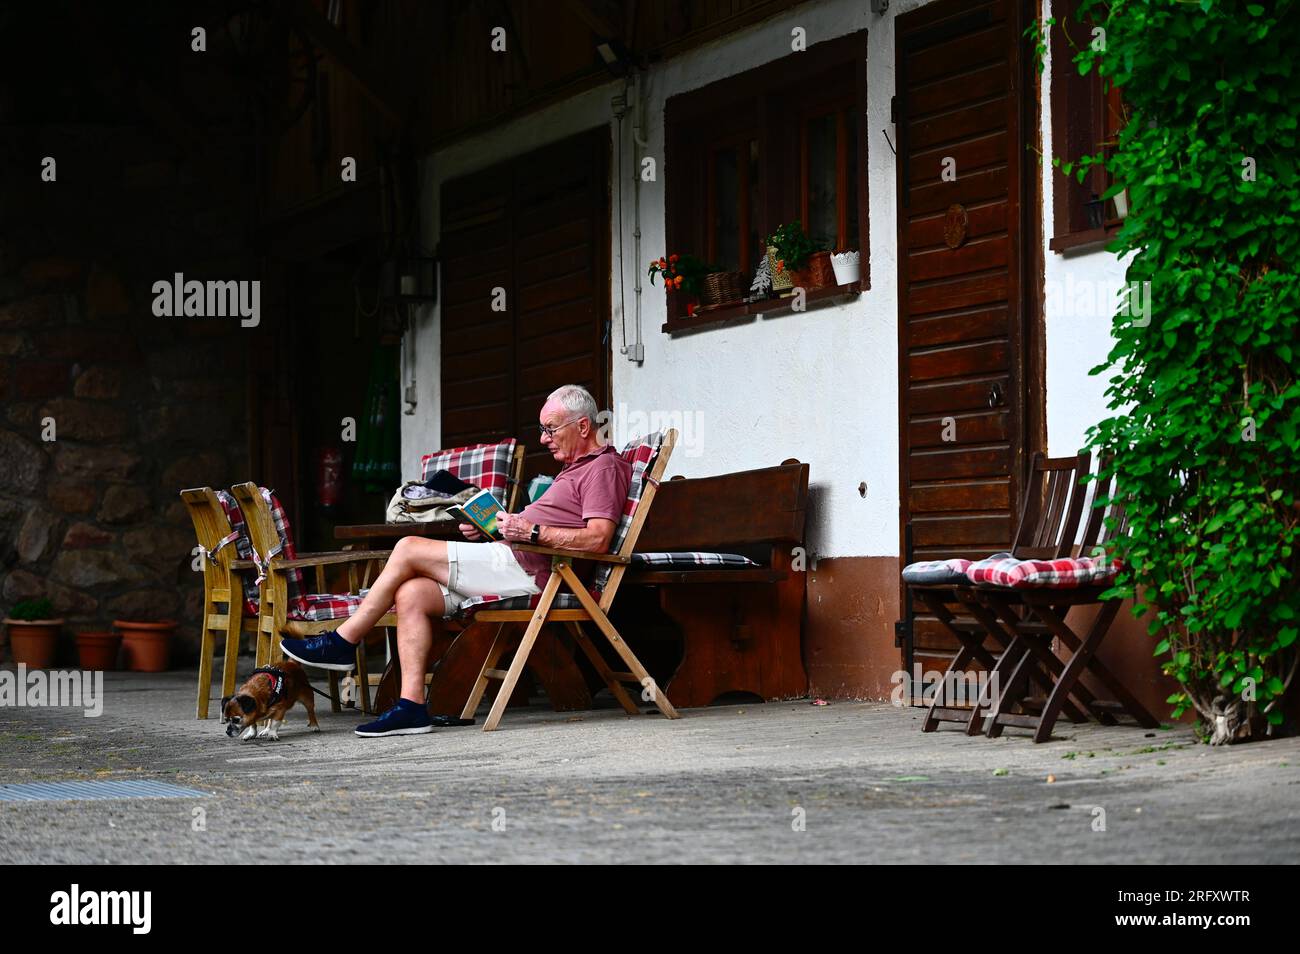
[{"x1": 437, "y1": 541, "x2": 541, "y2": 618}]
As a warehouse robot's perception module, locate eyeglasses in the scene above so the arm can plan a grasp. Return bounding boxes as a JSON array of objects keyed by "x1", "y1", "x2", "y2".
[{"x1": 538, "y1": 418, "x2": 582, "y2": 439}]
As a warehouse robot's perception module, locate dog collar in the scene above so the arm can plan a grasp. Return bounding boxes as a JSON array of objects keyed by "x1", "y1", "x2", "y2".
[{"x1": 251, "y1": 666, "x2": 287, "y2": 705}]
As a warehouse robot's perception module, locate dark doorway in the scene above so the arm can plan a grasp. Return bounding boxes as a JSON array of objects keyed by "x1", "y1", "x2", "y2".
[{"x1": 438, "y1": 127, "x2": 611, "y2": 483}]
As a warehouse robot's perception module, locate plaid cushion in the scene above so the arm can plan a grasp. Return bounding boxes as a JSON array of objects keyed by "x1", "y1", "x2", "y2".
[
  {"x1": 902, "y1": 558, "x2": 973, "y2": 584},
  {"x1": 590, "y1": 432, "x2": 665, "y2": 593},
  {"x1": 456, "y1": 591, "x2": 585, "y2": 616},
  {"x1": 291, "y1": 592, "x2": 397, "y2": 622},
  {"x1": 966, "y1": 553, "x2": 1121, "y2": 589},
  {"x1": 420, "y1": 439, "x2": 517, "y2": 505},
  {"x1": 260, "y1": 488, "x2": 309, "y2": 617},
  {"x1": 216, "y1": 490, "x2": 260, "y2": 615},
  {"x1": 631, "y1": 551, "x2": 758, "y2": 568},
  {"x1": 292, "y1": 593, "x2": 365, "y2": 621}
]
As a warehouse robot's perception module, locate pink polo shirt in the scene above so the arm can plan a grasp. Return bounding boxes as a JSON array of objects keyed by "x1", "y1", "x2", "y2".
[{"x1": 511, "y1": 444, "x2": 630, "y2": 587}]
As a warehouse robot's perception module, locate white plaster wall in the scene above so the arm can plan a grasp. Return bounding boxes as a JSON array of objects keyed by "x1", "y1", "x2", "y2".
[
  {"x1": 405, "y1": 0, "x2": 1126, "y2": 560},
  {"x1": 1039, "y1": 0, "x2": 1131, "y2": 458}
]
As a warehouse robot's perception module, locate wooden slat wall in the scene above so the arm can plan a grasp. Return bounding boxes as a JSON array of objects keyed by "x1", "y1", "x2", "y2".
[
  {"x1": 439, "y1": 128, "x2": 610, "y2": 482},
  {"x1": 896, "y1": 0, "x2": 1027, "y2": 658},
  {"x1": 264, "y1": 0, "x2": 807, "y2": 220}
]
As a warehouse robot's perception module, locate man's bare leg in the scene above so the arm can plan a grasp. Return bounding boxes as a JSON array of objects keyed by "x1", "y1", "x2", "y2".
[
  {"x1": 393, "y1": 579, "x2": 446, "y2": 704},
  {"x1": 335, "y1": 537, "x2": 451, "y2": 643}
]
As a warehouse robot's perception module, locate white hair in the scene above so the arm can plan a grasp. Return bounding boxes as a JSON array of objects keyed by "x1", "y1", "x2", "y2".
[{"x1": 548, "y1": 383, "x2": 599, "y2": 425}]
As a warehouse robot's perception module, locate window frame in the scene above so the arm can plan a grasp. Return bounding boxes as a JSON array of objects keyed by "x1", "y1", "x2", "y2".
[
  {"x1": 1048, "y1": 1, "x2": 1128, "y2": 252},
  {"x1": 663, "y1": 29, "x2": 869, "y2": 334}
]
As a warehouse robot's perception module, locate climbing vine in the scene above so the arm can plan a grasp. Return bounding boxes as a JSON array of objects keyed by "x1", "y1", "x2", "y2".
[{"x1": 1051, "y1": 0, "x2": 1299, "y2": 742}]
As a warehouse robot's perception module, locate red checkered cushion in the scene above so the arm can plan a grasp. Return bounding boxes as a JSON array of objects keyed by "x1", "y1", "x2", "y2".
[
  {"x1": 965, "y1": 553, "x2": 1121, "y2": 588},
  {"x1": 590, "y1": 432, "x2": 665, "y2": 593},
  {"x1": 291, "y1": 593, "x2": 364, "y2": 622},
  {"x1": 420, "y1": 439, "x2": 517, "y2": 505},
  {"x1": 259, "y1": 488, "x2": 309, "y2": 617},
  {"x1": 216, "y1": 490, "x2": 260, "y2": 615}
]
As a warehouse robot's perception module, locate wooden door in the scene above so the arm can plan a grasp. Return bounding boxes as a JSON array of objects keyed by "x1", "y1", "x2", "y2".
[
  {"x1": 895, "y1": 0, "x2": 1029, "y2": 670},
  {"x1": 439, "y1": 128, "x2": 610, "y2": 482}
]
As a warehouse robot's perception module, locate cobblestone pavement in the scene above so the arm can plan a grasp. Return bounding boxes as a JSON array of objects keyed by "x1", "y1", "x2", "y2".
[{"x1": 1, "y1": 668, "x2": 1297, "y2": 863}]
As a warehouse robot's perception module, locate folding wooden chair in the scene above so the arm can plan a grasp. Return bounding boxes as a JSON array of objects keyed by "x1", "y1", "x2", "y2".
[
  {"x1": 458, "y1": 429, "x2": 681, "y2": 731},
  {"x1": 912, "y1": 452, "x2": 1095, "y2": 735},
  {"x1": 180, "y1": 487, "x2": 260, "y2": 719},
  {"x1": 230, "y1": 482, "x2": 396, "y2": 714},
  {"x1": 967, "y1": 470, "x2": 1161, "y2": 741}
]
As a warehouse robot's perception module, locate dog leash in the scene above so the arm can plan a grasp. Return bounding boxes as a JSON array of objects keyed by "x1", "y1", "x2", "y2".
[{"x1": 252, "y1": 665, "x2": 335, "y2": 704}]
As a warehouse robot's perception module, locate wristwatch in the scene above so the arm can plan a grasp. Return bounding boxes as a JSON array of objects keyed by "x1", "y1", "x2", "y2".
[{"x1": 530, "y1": 524, "x2": 541, "y2": 544}]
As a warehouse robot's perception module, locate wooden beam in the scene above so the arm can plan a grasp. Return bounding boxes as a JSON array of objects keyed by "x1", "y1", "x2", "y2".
[
  {"x1": 561, "y1": 0, "x2": 624, "y2": 42},
  {"x1": 278, "y1": 0, "x2": 405, "y2": 124}
]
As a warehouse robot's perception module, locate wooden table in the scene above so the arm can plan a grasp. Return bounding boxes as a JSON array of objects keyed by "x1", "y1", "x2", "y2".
[{"x1": 334, "y1": 521, "x2": 463, "y2": 550}]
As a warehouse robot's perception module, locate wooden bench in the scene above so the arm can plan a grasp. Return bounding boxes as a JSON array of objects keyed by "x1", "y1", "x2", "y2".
[{"x1": 615, "y1": 459, "x2": 810, "y2": 708}]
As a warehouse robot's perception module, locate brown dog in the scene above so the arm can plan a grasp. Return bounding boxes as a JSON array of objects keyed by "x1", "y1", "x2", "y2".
[{"x1": 221, "y1": 660, "x2": 320, "y2": 740}]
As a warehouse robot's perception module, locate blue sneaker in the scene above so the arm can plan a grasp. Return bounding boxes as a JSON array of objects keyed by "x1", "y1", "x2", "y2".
[
  {"x1": 280, "y1": 631, "x2": 357, "y2": 671},
  {"x1": 355, "y1": 699, "x2": 434, "y2": 737}
]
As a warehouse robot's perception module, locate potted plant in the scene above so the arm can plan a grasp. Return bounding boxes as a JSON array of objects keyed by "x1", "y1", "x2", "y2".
[
  {"x1": 4, "y1": 598, "x2": 63, "y2": 669},
  {"x1": 649, "y1": 253, "x2": 716, "y2": 317},
  {"x1": 76, "y1": 629, "x2": 122, "y2": 671},
  {"x1": 114, "y1": 618, "x2": 178, "y2": 672},
  {"x1": 767, "y1": 221, "x2": 831, "y2": 290},
  {"x1": 830, "y1": 249, "x2": 861, "y2": 285}
]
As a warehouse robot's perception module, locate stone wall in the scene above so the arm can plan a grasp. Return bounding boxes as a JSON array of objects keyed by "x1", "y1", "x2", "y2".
[{"x1": 1, "y1": 125, "x2": 256, "y2": 666}]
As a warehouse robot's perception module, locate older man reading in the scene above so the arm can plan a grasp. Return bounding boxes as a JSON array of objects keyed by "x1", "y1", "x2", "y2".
[{"x1": 280, "y1": 384, "x2": 630, "y2": 737}]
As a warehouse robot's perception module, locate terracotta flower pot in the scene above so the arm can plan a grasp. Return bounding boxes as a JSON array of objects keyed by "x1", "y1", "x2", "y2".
[
  {"x1": 808, "y1": 250, "x2": 835, "y2": 288},
  {"x1": 788, "y1": 251, "x2": 832, "y2": 291},
  {"x1": 4, "y1": 619, "x2": 63, "y2": 669},
  {"x1": 76, "y1": 631, "x2": 122, "y2": 671},
  {"x1": 114, "y1": 619, "x2": 177, "y2": 673}
]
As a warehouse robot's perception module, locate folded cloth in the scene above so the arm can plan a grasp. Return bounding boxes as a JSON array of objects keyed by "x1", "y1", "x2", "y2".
[
  {"x1": 965, "y1": 553, "x2": 1121, "y2": 588},
  {"x1": 402, "y1": 485, "x2": 450, "y2": 500},
  {"x1": 901, "y1": 557, "x2": 974, "y2": 584}
]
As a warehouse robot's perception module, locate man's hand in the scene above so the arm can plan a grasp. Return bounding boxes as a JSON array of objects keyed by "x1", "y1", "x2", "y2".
[
  {"x1": 459, "y1": 522, "x2": 486, "y2": 541},
  {"x1": 497, "y1": 512, "x2": 531, "y2": 542}
]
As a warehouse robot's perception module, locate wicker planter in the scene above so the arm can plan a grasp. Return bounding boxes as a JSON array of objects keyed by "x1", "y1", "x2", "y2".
[
  {"x1": 115, "y1": 619, "x2": 177, "y2": 672},
  {"x1": 701, "y1": 271, "x2": 747, "y2": 307},
  {"x1": 4, "y1": 618, "x2": 63, "y2": 668}
]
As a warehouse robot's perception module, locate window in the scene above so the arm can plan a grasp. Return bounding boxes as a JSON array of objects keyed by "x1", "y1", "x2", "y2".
[
  {"x1": 664, "y1": 30, "x2": 868, "y2": 331},
  {"x1": 800, "y1": 103, "x2": 859, "y2": 253},
  {"x1": 1049, "y1": 2, "x2": 1129, "y2": 251},
  {"x1": 706, "y1": 136, "x2": 760, "y2": 274}
]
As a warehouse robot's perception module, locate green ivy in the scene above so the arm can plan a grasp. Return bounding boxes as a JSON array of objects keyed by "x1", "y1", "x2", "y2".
[{"x1": 1055, "y1": 1, "x2": 1299, "y2": 742}]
